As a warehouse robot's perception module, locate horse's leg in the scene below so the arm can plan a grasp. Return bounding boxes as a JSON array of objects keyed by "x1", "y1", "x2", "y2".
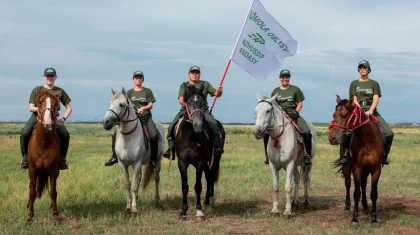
[
  {"x1": 25, "y1": 169, "x2": 36, "y2": 227},
  {"x1": 283, "y1": 163, "x2": 294, "y2": 219},
  {"x1": 194, "y1": 166, "x2": 205, "y2": 221},
  {"x1": 352, "y1": 167, "x2": 362, "y2": 225},
  {"x1": 269, "y1": 164, "x2": 280, "y2": 214},
  {"x1": 203, "y1": 164, "x2": 212, "y2": 207},
  {"x1": 119, "y1": 164, "x2": 132, "y2": 216},
  {"x1": 49, "y1": 169, "x2": 60, "y2": 225},
  {"x1": 343, "y1": 165, "x2": 351, "y2": 211},
  {"x1": 361, "y1": 171, "x2": 369, "y2": 213},
  {"x1": 303, "y1": 164, "x2": 312, "y2": 206},
  {"x1": 130, "y1": 162, "x2": 142, "y2": 217},
  {"x1": 370, "y1": 168, "x2": 381, "y2": 225},
  {"x1": 153, "y1": 168, "x2": 160, "y2": 205},
  {"x1": 178, "y1": 160, "x2": 189, "y2": 221},
  {"x1": 292, "y1": 166, "x2": 300, "y2": 207}
]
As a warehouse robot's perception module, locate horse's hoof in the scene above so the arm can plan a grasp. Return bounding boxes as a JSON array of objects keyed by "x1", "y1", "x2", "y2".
[
  {"x1": 54, "y1": 220, "x2": 60, "y2": 226},
  {"x1": 304, "y1": 199, "x2": 310, "y2": 206},
  {"x1": 130, "y1": 212, "x2": 138, "y2": 217},
  {"x1": 283, "y1": 214, "x2": 292, "y2": 220},
  {"x1": 352, "y1": 221, "x2": 359, "y2": 227},
  {"x1": 209, "y1": 197, "x2": 215, "y2": 207},
  {"x1": 25, "y1": 221, "x2": 32, "y2": 228},
  {"x1": 291, "y1": 202, "x2": 298, "y2": 208},
  {"x1": 344, "y1": 207, "x2": 350, "y2": 211},
  {"x1": 178, "y1": 215, "x2": 187, "y2": 221},
  {"x1": 363, "y1": 209, "x2": 369, "y2": 214},
  {"x1": 196, "y1": 216, "x2": 206, "y2": 222},
  {"x1": 371, "y1": 221, "x2": 379, "y2": 227}
]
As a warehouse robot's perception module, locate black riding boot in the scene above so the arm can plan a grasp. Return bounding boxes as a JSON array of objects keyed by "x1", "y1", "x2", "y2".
[
  {"x1": 263, "y1": 133, "x2": 269, "y2": 164},
  {"x1": 213, "y1": 134, "x2": 224, "y2": 155},
  {"x1": 302, "y1": 133, "x2": 312, "y2": 165},
  {"x1": 60, "y1": 135, "x2": 70, "y2": 170},
  {"x1": 163, "y1": 139, "x2": 175, "y2": 160},
  {"x1": 382, "y1": 134, "x2": 393, "y2": 165},
  {"x1": 150, "y1": 137, "x2": 160, "y2": 170},
  {"x1": 105, "y1": 134, "x2": 118, "y2": 166},
  {"x1": 20, "y1": 133, "x2": 30, "y2": 169},
  {"x1": 339, "y1": 129, "x2": 352, "y2": 165}
]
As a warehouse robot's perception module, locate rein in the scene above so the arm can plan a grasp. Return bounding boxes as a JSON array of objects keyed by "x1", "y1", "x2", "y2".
[{"x1": 329, "y1": 105, "x2": 378, "y2": 132}]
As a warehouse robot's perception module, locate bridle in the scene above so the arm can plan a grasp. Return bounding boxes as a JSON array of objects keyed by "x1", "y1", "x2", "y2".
[
  {"x1": 257, "y1": 100, "x2": 287, "y2": 147},
  {"x1": 186, "y1": 94, "x2": 204, "y2": 120},
  {"x1": 329, "y1": 103, "x2": 376, "y2": 132},
  {"x1": 108, "y1": 96, "x2": 138, "y2": 135},
  {"x1": 37, "y1": 97, "x2": 58, "y2": 125}
]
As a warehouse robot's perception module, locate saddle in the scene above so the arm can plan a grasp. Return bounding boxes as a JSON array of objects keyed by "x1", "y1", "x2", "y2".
[
  {"x1": 138, "y1": 119, "x2": 163, "y2": 150},
  {"x1": 285, "y1": 116, "x2": 304, "y2": 145},
  {"x1": 172, "y1": 117, "x2": 211, "y2": 141}
]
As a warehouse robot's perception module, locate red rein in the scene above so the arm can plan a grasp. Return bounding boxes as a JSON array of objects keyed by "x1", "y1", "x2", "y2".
[{"x1": 329, "y1": 105, "x2": 378, "y2": 132}]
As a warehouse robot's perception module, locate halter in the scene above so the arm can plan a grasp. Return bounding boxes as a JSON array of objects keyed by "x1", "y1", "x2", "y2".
[
  {"x1": 37, "y1": 107, "x2": 57, "y2": 124},
  {"x1": 186, "y1": 94, "x2": 204, "y2": 120},
  {"x1": 329, "y1": 104, "x2": 378, "y2": 132},
  {"x1": 258, "y1": 100, "x2": 287, "y2": 147},
  {"x1": 108, "y1": 96, "x2": 139, "y2": 135}
]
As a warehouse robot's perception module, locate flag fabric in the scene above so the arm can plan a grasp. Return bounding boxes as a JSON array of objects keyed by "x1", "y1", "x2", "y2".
[{"x1": 230, "y1": 0, "x2": 299, "y2": 80}]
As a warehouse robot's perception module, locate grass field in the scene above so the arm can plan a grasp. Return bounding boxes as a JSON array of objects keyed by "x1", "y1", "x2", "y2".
[{"x1": 1, "y1": 123, "x2": 420, "y2": 235}]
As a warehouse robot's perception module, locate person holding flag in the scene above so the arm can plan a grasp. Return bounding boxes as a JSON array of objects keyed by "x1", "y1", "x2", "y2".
[{"x1": 163, "y1": 66, "x2": 224, "y2": 160}]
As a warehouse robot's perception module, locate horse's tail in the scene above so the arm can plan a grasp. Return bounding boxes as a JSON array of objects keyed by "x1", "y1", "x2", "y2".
[
  {"x1": 141, "y1": 164, "x2": 154, "y2": 190},
  {"x1": 332, "y1": 158, "x2": 344, "y2": 175},
  {"x1": 299, "y1": 164, "x2": 311, "y2": 190},
  {"x1": 36, "y1": 173, "x2": 49, "y2": 199}
]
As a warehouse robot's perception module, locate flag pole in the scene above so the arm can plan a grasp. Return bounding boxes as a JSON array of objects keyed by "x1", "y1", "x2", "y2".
[{"x1": 209, "y1": 0, "x2": 255, "y2": 114}]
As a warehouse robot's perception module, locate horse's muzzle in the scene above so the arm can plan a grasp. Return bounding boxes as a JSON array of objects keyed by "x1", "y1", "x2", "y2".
[
  {"x1": 329, "y1": 135, "x2": 341, "y2": 145},
  {"x1": 103, "y1": 119, "x2": 115, "y2": 130}
]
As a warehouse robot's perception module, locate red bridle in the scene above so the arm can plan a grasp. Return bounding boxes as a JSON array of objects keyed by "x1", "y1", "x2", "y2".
[
  {"x1": 329, "y1": 105, "x2": 378, "y2": 132},
  {"x1": 186, "y1": 104, "x2": 204, "y2": 119}
]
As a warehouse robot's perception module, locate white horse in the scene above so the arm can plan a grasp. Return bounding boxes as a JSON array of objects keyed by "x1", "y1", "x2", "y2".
[
  {"x1": 103, "y1": 87, "x2": 164, "y2": 217},
  {"x1": 253, "y1": 93, "x2": 316, "y2": 219}
]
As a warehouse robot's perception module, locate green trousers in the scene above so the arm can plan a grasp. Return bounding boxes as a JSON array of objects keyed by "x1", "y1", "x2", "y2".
[{"x1": 20, "y1": 113, "x2": 70, "y2": 157}]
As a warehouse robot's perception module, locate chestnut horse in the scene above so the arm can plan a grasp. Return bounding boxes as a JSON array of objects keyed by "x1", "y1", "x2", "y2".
[
  {"x1": 328, "y1": 95, "x2": 384, "y2": 226},
  {"x1": 25, "y1": 89, "x2": 62, "y2": 227}
]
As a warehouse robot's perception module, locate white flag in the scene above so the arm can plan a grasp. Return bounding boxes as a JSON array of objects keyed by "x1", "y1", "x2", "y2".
[{"x1": 231, "y1": 0, "x2": 299, "y2": 80}]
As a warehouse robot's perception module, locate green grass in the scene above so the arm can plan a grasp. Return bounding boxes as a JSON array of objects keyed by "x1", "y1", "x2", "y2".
[{"x1": 1, "y1": 123, "x2": 420, "y2": 234}]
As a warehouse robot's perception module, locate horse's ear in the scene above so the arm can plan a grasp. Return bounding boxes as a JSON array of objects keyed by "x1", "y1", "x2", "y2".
[
  {"x1": 256, "y1": 93, "x2": 264, "y2": 101},
  {"x1": 111, "y1": 88, "x2": 117, "y2": 95},
  {"x1": 121, "y1": 87, "x2": 126, "y2": 96},
  {"x1": 336, "y1": 95, "x2": 341, "y2": 104},
  {"x1": 267, "y1": 93, "x2": 277, "y2": 103}
]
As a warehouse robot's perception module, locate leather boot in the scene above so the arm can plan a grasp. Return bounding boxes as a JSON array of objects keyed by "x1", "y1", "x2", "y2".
[
  {"x1": 302, "y1": 133, "x2": 312, "y2": 165},
  {"x1": 59, "y1": 135, "x2": 70, "y2": 170},
  {"x1": 382, "y1": 134, "x2": 393, "y2": 165},
  {"x1": 105, "y1": 134, "x2": 118, "y2": 166},
  {"x1": 213, "y1": 134, "x2": 224, "y2": 155},
  {"x1": 263, "y1": 133, "x2": 269, "y2": 164},
  {"x1": 163, "y1": 139, "x2": 175, "y2": 160},
  {"x1": 150, "y1": 137, "x2": 160, "y2": 170},
  {"x1": 339, "y1": 130, "x2": 352, "y2": 165}
]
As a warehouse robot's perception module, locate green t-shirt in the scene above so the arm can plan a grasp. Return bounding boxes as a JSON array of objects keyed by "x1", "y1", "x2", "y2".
[
  {"x1": 127, "y1": 87, "x2": 156, "y2": 119},
  {"x1": 349, "y1": 79, "x2": 381, "y2": 111},
  {"x1": 178, "y1": 80, "x2": 217, "y2": 110},
  {"x1": 29, "y1": 86, "x2": 71, "y2": 112},
  {"x1": 271, "y1": 85, "x2": 305, "y2": 113}
]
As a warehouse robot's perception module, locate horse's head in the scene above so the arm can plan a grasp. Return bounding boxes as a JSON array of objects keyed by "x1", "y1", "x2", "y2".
[
  {"x1": 184, "y1": 84, "x2": 205, "y2": 133},
  {"x1": 253, "y1": 93, "x2": 280, "y2": 139},
  {"x1": 328, "y1": 95, "x2": 355, "y2": 145},
  {"x1": 103, "y1": 87, "x2": 132, "y2": 130},
  {"x1": 35, "y1": 88, "x2": 61, "y2": 131}
]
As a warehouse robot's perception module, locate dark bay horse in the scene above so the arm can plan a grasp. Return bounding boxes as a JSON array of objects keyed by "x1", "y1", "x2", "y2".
[
  {"x1": 26, "y1": 88, "x2": 62, "y2": 227},
  {"x1": 328, "y1": 95, "x2": 384, "y2": 226},
  {"x1": 175, "y1": 85, "x2": 225, "y2": 221}
]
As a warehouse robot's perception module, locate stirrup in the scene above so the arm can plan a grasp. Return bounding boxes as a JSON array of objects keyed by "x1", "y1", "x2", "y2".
[
  {"x1": 303, "y1": 154, "x2": 312, "y2": 165},
  {"x1": 105, "y1": 157, "x2": 118, "y2": 166},
  {"x1": 339, "y1": 155, "x2": 349, "y2": 165}
]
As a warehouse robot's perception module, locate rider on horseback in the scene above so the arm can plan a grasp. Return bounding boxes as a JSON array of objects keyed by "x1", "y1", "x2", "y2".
[
  {"x1": 338, "y1": 60, "x2": 393, "y2": 165},
  {"x1": 263, "y1": 69, "x2": 313, "y2": 165},
  {"x1": 163, "y1": 65, "x2": 223, "y2": 159},
  {"x1": 104, "y1": 71, "x2": 160, "y2": 169},
  {"x1": 20, "y1": 68, "x2": 72, "y2": 170}
]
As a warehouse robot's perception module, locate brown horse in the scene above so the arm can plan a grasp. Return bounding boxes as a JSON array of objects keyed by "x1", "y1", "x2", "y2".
[
  {"x1": 25, "y1": 88, "x2": 62, "y2": 227},
  {"x1": 328, "y1": 95, "x2": 384, "y2": 226}
]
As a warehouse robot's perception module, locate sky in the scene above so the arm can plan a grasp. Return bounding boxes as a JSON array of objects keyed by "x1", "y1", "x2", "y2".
[{"x1": 1, "y1": 0, "x2": 419, "y2": 123}]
